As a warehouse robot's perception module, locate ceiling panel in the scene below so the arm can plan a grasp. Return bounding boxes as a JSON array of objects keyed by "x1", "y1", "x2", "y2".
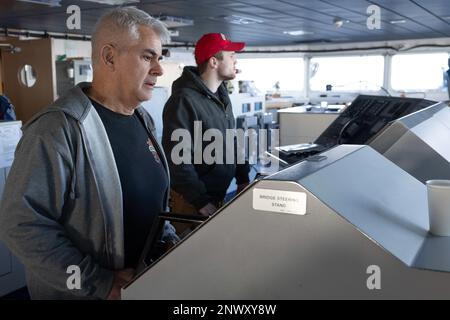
[
  {"x1": 368, "y1": 0, "x2": 450, "y2": 36},
  {"x1": 0, "y1": 0, "x2": 449, "y2": 46},
  {"x1": 318, "y1": 0, "x2": 440, "y2": 38}
]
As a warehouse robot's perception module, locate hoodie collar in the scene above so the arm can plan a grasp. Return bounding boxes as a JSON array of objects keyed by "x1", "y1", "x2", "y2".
[
  {"x1": 173, "y1": 66, "x2": 229, "y2": 105},
  {"x1": 24, "y1": 82, "x2": 154, "y2": 131}
]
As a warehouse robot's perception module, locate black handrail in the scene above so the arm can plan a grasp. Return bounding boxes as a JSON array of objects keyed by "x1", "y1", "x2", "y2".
[{"x1": 136, "y1": 212, "x2": 208, "y2": 274}]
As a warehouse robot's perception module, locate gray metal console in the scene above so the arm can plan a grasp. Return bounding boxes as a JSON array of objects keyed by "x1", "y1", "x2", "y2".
[
  {"x1": 370, "y1": 102, "x2": 450, "y2": 183},
  {"x1": 123, "y1": 145, "x2": 450, "y2": 299}
]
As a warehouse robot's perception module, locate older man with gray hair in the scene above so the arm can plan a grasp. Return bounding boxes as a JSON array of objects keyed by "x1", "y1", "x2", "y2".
[{"x1": 0, "y1": 7, "x2": 177, "y2": 300}]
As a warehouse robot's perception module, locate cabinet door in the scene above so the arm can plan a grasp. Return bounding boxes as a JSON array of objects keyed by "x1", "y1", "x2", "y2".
[{"x1": 2, "y1": 37, "x2": 55, "y2": 123}]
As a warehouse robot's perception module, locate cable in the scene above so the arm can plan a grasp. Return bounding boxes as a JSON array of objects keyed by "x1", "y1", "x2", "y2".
[
  {"x1": 379, "y1": 86, "x2": 392, "y2": 97},
  {"x1": 337, "y1": 118, "x2": 356, "y2": 145},
  {"x1": 264, "y1": 151, "x2": 289, "y2": 166}
]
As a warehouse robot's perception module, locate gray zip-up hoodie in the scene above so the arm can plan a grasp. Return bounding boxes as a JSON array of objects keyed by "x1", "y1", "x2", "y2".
[{"x1": 0, "y1": 82, "x2": 173, "y2": 299}]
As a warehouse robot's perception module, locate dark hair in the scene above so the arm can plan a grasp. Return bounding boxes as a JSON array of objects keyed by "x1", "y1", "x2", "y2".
[{"x1": 197, "y1": 51, "x2": 224, "y2": 75}]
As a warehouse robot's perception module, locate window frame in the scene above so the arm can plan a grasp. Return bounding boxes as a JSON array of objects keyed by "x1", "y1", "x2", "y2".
[{"x1": 388, "y1": 51, "x2": 450, "y2": 94}]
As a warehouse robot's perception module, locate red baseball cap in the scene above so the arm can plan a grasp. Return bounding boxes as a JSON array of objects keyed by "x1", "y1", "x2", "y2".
[{"x1": 194, "y1": 33, "x2": 245, "y2": 65}]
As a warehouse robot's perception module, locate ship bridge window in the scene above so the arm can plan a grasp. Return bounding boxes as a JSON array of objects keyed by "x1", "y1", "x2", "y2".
[
  {"x1": 236, "y1": 57, "x2": 304, "y2": 93},
  {"x1": 391, "y1": 53, "x2": 449, "y2": 91},
  {"x1": 309, "y1": 55, "x2": 384, "y2": 92}
]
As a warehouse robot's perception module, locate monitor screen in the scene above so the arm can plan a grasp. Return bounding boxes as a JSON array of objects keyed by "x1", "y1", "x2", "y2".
[{"x1": 314, "y1": 95, "x2": 435, "y2": 147}]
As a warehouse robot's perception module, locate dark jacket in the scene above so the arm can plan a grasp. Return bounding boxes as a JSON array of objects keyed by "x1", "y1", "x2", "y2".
[
  {"x1": 0, "y1": 95, "x2": 16, "y2": 120},
  {"x1": 162, "y1": 66, "x2": 249, "y2": 209}
]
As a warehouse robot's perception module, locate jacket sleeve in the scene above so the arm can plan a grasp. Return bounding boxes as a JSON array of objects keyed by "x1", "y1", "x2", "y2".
[
  {"x1": 0, "y1": 115, "x2": 113, "y2": 299},
  {"x1": 233, "y1": 129, "x2": 250, "y2": 185},
  {"x1": 235, "y1": 162, "x2": 250, "y2": 185},
  {"x1": 162, "y1": 95, "x2": 212, "y2": 209}
]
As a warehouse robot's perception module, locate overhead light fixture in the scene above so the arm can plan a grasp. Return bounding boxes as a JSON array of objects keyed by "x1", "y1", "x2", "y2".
[
  {"x1": 333, "y1": 17, "x2": 350, "y2": 28},
  {"x1": 17, "y1": 0, "x2": 61, "y2": 6},
  {"x1": 211, "y1": 15, "x2": 263, "y2": 25},
  {"x1": 81, "y1": 0, "x2": 139, "y2": 5},
  {"x1": 224, "y1": 15, "x2": 263, "y2": 25},
  {"x1": 158, "y1": 16, "x2": 194, "y2": 28},
  {"x1": 283, "y1": 30, "x2": 314, "y2": 36},
  {"x1": 390, "y1": 19, "x2": 406, "y2": 24}
]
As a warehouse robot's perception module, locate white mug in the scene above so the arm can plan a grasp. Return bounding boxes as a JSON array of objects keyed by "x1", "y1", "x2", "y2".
[{"x1": 427, "y1": 180, "x2": 450, "y2": 236}]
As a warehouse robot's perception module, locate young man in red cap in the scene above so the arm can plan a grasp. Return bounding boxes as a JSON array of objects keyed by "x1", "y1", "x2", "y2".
[{"x1": 162, "y1": 33, "x2": 250, "y2": 226}]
